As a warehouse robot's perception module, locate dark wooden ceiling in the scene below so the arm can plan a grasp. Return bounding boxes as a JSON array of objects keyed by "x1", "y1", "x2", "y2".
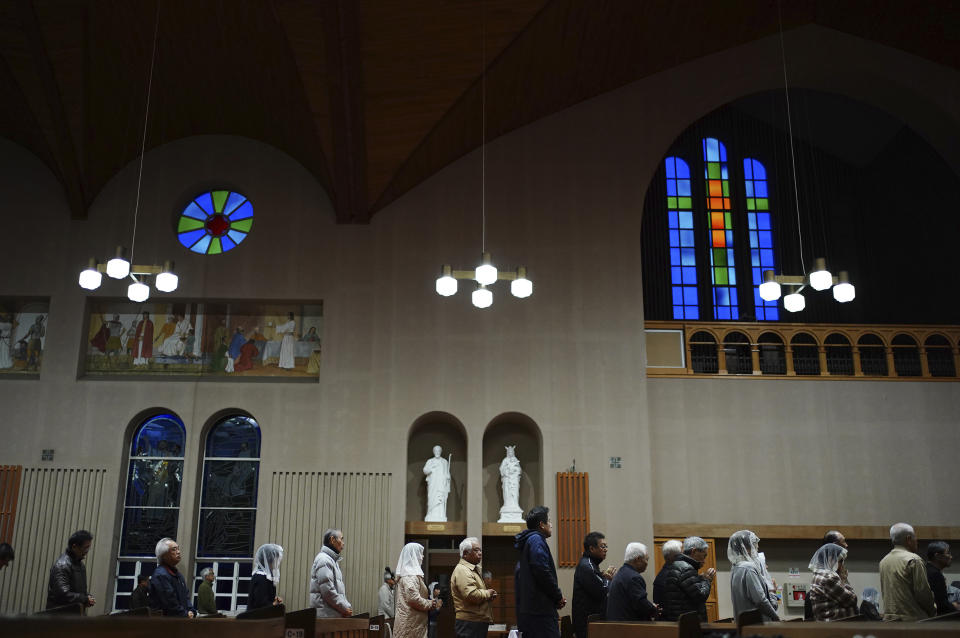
[{"x1": 0, "y1": 0, "x2": 956, "y2": 222}]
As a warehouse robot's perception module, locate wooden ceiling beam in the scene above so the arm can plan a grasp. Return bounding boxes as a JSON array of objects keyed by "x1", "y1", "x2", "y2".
[
  {"x1": 16, "y1": 0, "x2": 87, "y2": 219},
  {"x1": 320, "y1": 0, "x2": 368, "y2": 223}
]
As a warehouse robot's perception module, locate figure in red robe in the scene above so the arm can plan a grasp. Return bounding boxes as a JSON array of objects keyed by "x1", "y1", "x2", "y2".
[
  {"x1": 90, "y1": 314, "x2": 109, "y2": 353},
  {"x1": 133, "y1": 311, "x2": 154, "y2": 366},
  {"x1": 234, "y1": 339, "x2": 258, "y2": 372}
]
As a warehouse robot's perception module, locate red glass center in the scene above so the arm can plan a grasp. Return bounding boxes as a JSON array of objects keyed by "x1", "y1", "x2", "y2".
[{"x1": 205, "y1": 214, "x2": 230, "y2": 237}]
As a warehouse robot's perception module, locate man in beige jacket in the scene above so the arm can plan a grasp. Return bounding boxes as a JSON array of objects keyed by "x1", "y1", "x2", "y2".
[
  {"x1": 879, "y1": 522, "x2": 936, "y2": 621},
  {"x1": 451, "y1": 537, "x2": 498, "y2": 638}
]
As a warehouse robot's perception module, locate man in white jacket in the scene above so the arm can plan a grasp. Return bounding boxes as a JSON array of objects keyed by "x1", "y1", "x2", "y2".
[{"x1": 311, "y1": 529, "x2": 353, "y2": 617}]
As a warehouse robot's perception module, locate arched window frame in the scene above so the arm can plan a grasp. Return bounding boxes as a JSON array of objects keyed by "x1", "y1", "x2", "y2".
[
  {"x1": 113, "y1": 413, "x2": 187, "y2": 611},
  {"x1": 194, "y1": 413, "x2": 262, "y2": 612}
]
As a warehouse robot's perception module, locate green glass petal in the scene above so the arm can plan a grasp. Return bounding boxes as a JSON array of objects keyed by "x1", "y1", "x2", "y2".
[
  {"x1": 757, "y1": 198, "x2": 768, "y2": 210},
  {"x1": 212, "y1": 190, "x2": 229, "y2": 214},
  {"x1": 708, "y1": 164, "x2": 721, "y2": 179},
  {"x1": 208, "y1": 237, "x2": 222, "y2": 255},
  {"x1": 177, "y1": 217, "x2": 205, "y2": 232},
  {"x1": 230, "y1": 218, "x2": 253, "y2": 232},
  {"x1": 667, "y1": 196, "x2": 677, "y2": 208},
  {"x1": 678, "y1": 197, "x2": 692, "y2": 209}
]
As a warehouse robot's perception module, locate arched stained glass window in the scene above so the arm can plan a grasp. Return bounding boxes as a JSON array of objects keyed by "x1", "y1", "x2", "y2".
[
  {"x1": 178, "y1": 190, "x2": 253, "y2": 255},
  {"x1": 665, "y1": 157, "x2": 698, "y2": 319},
  {"x1": 113, "y1": 413, "x2": 186, "y2": 610},
  {"x1": 702, "y1": 138, "x2": 738, "y2": 320},
  {"x1": 194, "y1": 414, "x2": 261, "y2": 612},
  {"x1": 743, "y1": 159, "x2": 778, "y2": 320}
]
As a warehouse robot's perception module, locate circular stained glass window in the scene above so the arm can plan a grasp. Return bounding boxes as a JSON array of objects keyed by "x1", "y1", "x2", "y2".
[{"x1": 177, "y1": 190, "x2": 253, "y2": 254}]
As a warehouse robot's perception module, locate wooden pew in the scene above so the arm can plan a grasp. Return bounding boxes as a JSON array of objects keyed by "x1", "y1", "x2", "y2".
[
  {"x1": 315, "y1": 616, "x2": 369, "y2": 638},
  {"x1": 588, "y1": 620, "x2": 700, "y2": 638},
  {"x1": 745, "y1": 621, "x2": 960, "y2": 637},
  {"x1": 0, "y1": 615, "x2": 285, "y2": 638}
]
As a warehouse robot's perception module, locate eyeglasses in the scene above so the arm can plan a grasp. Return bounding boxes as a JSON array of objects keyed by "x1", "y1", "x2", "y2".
[{"x1": 598, "y1": 544, "x2": 609, "y2": 550}]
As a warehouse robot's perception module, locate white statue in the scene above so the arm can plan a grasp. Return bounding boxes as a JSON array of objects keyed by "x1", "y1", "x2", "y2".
[
  {"x1": 423, "y1": 445, "x2": 451, "y2": 522},
  {"x1": 497, "y1": 445, "x2": 524, "y2": 523}
]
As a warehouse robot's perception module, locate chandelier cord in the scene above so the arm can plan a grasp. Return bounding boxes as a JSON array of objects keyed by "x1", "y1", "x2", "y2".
[
  {"x1": 481, "y1": 1, "x2": 486, "y2": 255},
  {"x1": 130, "y1": 1, "x2": 161, "y2": 275},
  {"x1": 777, "y1": 0, "x2": 805, "y2": 275}
]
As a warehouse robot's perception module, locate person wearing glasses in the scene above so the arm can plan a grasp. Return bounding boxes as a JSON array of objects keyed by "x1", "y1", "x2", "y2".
[
  {"x1": 572, "y1": 531, "x2": 614, "y2": 638},
  {"x1": 926, "y1": 541, "x2": 960, "y2": 614}
]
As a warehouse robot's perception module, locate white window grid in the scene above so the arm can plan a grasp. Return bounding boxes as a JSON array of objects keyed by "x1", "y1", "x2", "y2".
[{"x1": 193, "y1": 559, "x2": 253, "y2": 613}]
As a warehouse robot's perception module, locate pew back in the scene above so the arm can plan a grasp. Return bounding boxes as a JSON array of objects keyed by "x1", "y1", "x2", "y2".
[
  {"x1": 747, "y1": 622, "x2": 960, "y2": 637},
  {"x1": 0, "y1": 615, "x2": 284, "y2": 638},
  {"x1": 588, "y1": 621, "x2": 700, "y2": 638}
]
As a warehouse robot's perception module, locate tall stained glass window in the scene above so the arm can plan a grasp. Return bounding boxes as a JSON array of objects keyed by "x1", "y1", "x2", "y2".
[
  {"x1": 194, "y1": 415, "x2": 261, "y2": 611},
  {"x1": 114, "y1": 413, "x2": 186, "y2": 610},
  {"x1": 743, "y1": 159, "x2": 779, "y2": 320},
  {"x1": 702, "y1": 138, "x2": 738, "y2": 319},
  {"x1": 665, "y1": 157, "x2": 698, "y2": 319}
]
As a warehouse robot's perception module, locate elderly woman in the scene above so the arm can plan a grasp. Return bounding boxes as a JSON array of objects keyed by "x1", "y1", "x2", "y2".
[
  {"x1": 807, "y1": 544, "x2": 858, "y2": 621},
  {"x1": 197, "y1": 567, "x2": 217, "y2": 615},
  {"x1": 249, "y1": 544, "x2": 284, "y2": 610},
  {"x1": 728, "y1": 530, "x2": 779, "y2": 621},
  {"x1": 394, "y1": 543, "x2": 441, "y2": 638}
]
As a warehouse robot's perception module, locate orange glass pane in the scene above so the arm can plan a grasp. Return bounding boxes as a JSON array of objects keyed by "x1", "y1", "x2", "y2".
[
  {"x1": 709, "y1": 197, "x2": 724, "y2": 210},
  {"x1": 711, "y1": 212, "x2": 725, "y2": 229},
  {"x1": 712, "y1": 230, "x2": 726, "y2": 247},
  {"x1": 708, "y1": 180, "x2": 722, "y2": 196}
]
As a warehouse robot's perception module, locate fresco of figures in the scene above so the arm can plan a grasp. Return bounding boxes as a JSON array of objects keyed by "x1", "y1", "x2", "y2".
[
  {"x1": 84, "y1": 299, "x2": 322, "y2": 381},
  {"x1": 0, "y1": 297, "x2": 49, "y2": 377}
]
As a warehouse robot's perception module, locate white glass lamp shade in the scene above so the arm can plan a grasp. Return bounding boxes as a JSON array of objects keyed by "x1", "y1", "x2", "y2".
[
  {"x1": 475, "y1": 252, "x2": 498, "y2": 286},
  {"x1": 78, "y1": 259, "x2": 102, "y2": 290},
  {"x1": 155, "y1": 261, "x2": 178, "y2": 292},
  {"x1": 127, "y1": 280, "x2": 150, "y2": 302},
  {"x1": 808, "y1": 257, "x2": 832, "y2": 291},
  {"x1": 758, "y1": 270, "x2": 781, "y2": 301},
  {"x1": 472, "y1": 285, "x2": 493, "y2": 308},
  {"x1": 783, "y1": 292, "x2": 806, "y2": 312},
  {"x1": 106, "y1": 255, "x2": 130, "y2": 279},
  {"x1": 435, "y1": 265, "x2": 457, "y2": 296},
  {"x1": 511, "y1": 266, "x2": 532, "y2": 298},
  {"x1": 832, "y1": 271, "x2": 855, "y2": 303}
]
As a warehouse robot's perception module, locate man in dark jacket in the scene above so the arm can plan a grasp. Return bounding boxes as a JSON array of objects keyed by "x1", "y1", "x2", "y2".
[
  {"x1": 659, "y1": 536, "x2": 715, "y2": 621},
  {"x1": 46, "y1": 529, "x2": 95, "y2": 612},
  {"x1": 605, "y1": 542, "x2": 658, "y2": 621},
  {"x1": 515, "y1": 506, "x2": 566, "y2": 638},
  {"x1": 926, "y1": 541, "x2": 959, "y2": 614},
  {"x1": 150, "y1": 537, "x2": 196, "y2": 617},
  {"x1": 652, "y1": 539, "x2": 682, "y2": 606},
  {"x1": 572, "y1": 531, "x2": 613, "y2": 638},
  {"x1": 129, "y1": 573, "x2": 151, "y2": 610}
]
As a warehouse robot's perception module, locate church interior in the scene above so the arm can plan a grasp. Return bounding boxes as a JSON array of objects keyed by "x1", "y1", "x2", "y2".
[{"x1": 0, "y1": 1, "x2": 958, "y2": 636}]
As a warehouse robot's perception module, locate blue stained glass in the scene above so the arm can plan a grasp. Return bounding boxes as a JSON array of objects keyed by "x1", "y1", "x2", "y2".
[
  {"x1": 758, "y1": 213, "x2": 771, "y2": 230},
  {"x1": 670, "y1": 248, "x2": 681, "y2": 264},
  {"x1": 755, "y1": 181, "x2": 768, "y2": 198},
  {"x1": 747, "y1": 215, "x2": 757, "y2": 230},
  {"x1": 730, "y1": 289, "x2": 739, "y2": 304},
  {"x1": 178, "y1": 229, "x2": 207, "y2": 249},
  {"x1": 671, "y1": 267, "x2": 682, "y2": 285},
  {"x1": 752, "y1": 160, "x2": 766, "y2": 180},
  {"x1": 676, "y1": 159, "x2": 690, "y2": 178},
  {"x1": 182, "y1": 202, "x2": 208, "y2": 221},
  {"x1": 726, "y1": 231, "x2": 734, "y2": 245},
  {"x1": 759, "y1": 232, "x2": 772, "y2": 249},
  {"x1": 673, "y1": 306, "x2": 684, "y2": 319},
  {"x1": 751, "y1": 253, "x2": 761, "y2": 268},
  {"x1": 743, "y1": 159, "x2": 753, "y2": 179},
  {"x1": 718, "y1": 141, "x2": 727, "y2": 161},
  {"x1": 677, "y1": 181, "x2": 691, "y2": 196},
  {"x1": 704, "y1": 138, "x2": 719, "y2": 161},
  {"x1": 130, "y1": 414, "x2": 186, "y2": 456},
  {"x1": 688, "y1": 307, "x2": 700, "y2": 319},
  {"x1": 728, "y1": 266, "x2": 736, "y2": 285},
  {"x1": 752, "y1": 267, "x2": 762, "y2": 284},
  {"x1": 195, "y1": 193, "x2": 214, "y2": 214},
  {"x1": 716, "y1": 307, "x2": 731, "y2": 320},
  {"x1": 767, "y1": 308, "x2": 779, "y2": 320},
  {"x1": 669, "y1": 230, "x2": 680, "y2": 247},
  {"x1": 668, "y1": 210, "x2": 678, "y2": 227},
  {"x1": 716, "y1": 287, "x2": 730, "y2": 306},
  {"x1": 226, "y1": 230, "x2": 247, "y2": 245},
  {"x1": 680, "y1": 230, "x2": 695, "y2": 246},
  {"x1": 220, "y1": 236, "x2": 236, "y2": 252},
  {"x1": 682, "y1": 267, "x2": 697, "y2": 283},
  {"x1": 678, "y1": 211, "x2": 693, "y2": 228},
  {"x1": 673, "y1": 288, "x2": 684, "y2": 305},
  {"x1": 665, "y1": 158, "x2": 676, "y2": 178},
  {"x1": 666, "y1": 180, "x2": 677, "y2": 196},
  {"x1": 745, "y1": 182, "x2": 754, "y2": 197},
  {"x1": 749, "y1": 234, "x2": 759, "y2": 249},
  {"x1": 228, "y1": 201, "x2": 253, "y2": 221},
  {"x1": 192, "y1": 235, "x2": 212, "y2": 254},
  {"x1": 683, "y1": 288, "x2": 698, "y2": 305},
  {"x1": 721, "y1": 166, "x2": 728, "y2": 179},
  {"x1": 223, "y1": 192, "x2": 247, "y2": 216},
  {"x1": 761, "y1": 249, "x2": 774, "y2": 267},
  {"x1": 754, "y1": 290, "x2": 763, "y2": 305},
  {"x1": 206, "y1": 415, "x2": 261, "y2": 458},
  {"x1": 681, "y1": 248, "x2": 696, "y2": 266}
]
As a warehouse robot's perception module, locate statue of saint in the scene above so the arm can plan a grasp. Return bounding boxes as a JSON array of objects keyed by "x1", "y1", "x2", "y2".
[
  {"x1": 423, "y1": 445, "x2": 451, "y2": 522},
  {"x1": 497, "y1": 445, "x2": 524, "y2": 523}
]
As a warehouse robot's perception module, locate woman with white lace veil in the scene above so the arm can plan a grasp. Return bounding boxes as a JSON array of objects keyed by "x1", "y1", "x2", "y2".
[
  {"x1": 394, "y1": 543, "x2": 441, "y2": 638},
  {"x1": 728, "y1": 530, "x2": 779, "y2": 621},
  {"x1": 807, "y1": 543, "x2": 858, "y2": 621},
  {"x1": 248, "y1": 543, "x2": 284, "y2": 610}
]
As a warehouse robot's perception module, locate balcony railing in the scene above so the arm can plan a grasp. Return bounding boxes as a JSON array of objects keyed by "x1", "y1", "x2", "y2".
[{"x1": 645, "y1": 321, "x2": 959, "y2": 380}]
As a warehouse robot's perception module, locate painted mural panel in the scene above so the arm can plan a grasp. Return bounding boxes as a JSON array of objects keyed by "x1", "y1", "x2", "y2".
[
  {"x1": 83, "y1": 299, "x2": 322, "y2": 381},
  {"x1": 0, "y1": 297, "x2": 49, "y2": 378}
]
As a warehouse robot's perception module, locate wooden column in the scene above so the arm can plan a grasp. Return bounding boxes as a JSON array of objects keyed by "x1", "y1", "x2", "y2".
[
  {"x1": 556, "y1": 472, "x2": 589, "y2": 567},
  {"x1": 818, "y1": 346, "x2": 828, "y2": 376}
]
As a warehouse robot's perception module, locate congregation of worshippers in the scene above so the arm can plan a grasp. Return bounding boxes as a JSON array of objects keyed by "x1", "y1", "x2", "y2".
[{"x1": 3, "y1": 506, "x2": 959, "y2": 636}]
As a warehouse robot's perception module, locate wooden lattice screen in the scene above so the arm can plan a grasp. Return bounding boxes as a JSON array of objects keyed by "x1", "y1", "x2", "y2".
[
  {"x1": 0, "y1": 465, "x2": 21, "y2": 543},
  {"x1": 556, "y1": 471, "x2": 589, "y2": 567}
]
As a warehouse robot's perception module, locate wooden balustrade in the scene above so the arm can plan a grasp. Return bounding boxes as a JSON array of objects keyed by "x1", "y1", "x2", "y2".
[{"x1": 645, "y1": 321, "x2": 960, "y2": 380}]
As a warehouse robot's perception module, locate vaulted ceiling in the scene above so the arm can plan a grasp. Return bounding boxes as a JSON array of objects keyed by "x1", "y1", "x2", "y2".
[{"x1": 0, "y1": 0, "x2": 956, "y2": 222}]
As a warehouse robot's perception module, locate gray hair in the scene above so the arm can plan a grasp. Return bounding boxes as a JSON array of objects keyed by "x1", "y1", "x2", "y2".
[
  {"x1": 323, "y1": 528, "x2": 343, "y2": 547},
  {"x1": 155, "y1": 537, "x2": 176, "y2": 561},
  {"x1": 890, "y1": 522, "x2": 915, "y2": 546},
  {"x1": 459, "y1": 537, "x2": 480, "y2": 557},
  {"x1": 683, "y1": 536, "x2": 708, "y2": 553},
  {"x1": 624, "y1": 542, "x2": 648, "y2": 563},
  {"x1": 662, "y1": 540, "x2": 682, "y2": 560},
  {"x1": 482, "y1": 570, "x2": 492, "y2": 580},
  {"x1": 200, "y1": 567, "x2": 214, "y2": 579}
]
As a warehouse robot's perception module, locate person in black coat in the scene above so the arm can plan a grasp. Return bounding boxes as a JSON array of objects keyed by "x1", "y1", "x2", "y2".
[
  {"x1": 571, "y1": 531, "x2": 614, "y2": 638},
  {"x1": 652, "y1": 540, "x2": 682, "y2": 607},
  {"x1": 605, "y1": 542, "x2": 658, "y2": 621},
  {"x1": 659, "y1": 536, "x2": 715, "y2": 621},
  {"x1": 926, "y1": 541, "x2": 958, "y2": 615},
  {"x1": 149, "y1": 538, "x2": 196, "y2": 617},
  {"x1": 514, "y1": 506, "x2": 566, "y2": 638},
  {"x1": 248, "y1": 543, "x2": 285, "y2": 610},
  {"x1": 859, "y1": 587, "x2": 882, "y2": 621},
  {"x1": 46, "y1": 530, "x2": 95, "y2": 612},
  {"x1": 129, "y1": 573, "x2": 150, "y2": 610}
]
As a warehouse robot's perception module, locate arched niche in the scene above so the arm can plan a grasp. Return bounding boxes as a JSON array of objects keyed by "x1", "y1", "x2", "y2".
[
  {"x1": 406, "y1": 412, "x2": 468, "y2": 523},
  {"x1": 482, "y1": 413, "x2": 543, "y2": 523}
]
